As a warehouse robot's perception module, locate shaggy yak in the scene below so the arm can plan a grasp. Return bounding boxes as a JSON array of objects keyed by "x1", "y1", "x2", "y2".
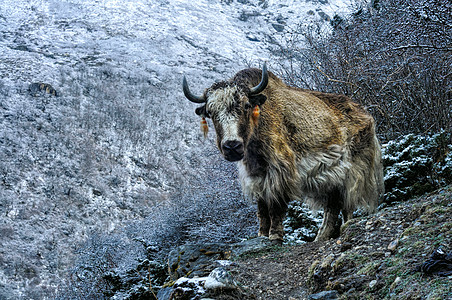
[{"x1": 182, "y1": 63, "x2": 384, "y2": 242}]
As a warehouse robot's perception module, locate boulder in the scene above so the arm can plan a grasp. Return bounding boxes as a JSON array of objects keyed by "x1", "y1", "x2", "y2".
[
  {"x1": 167, "y1": 243, "x2": 232, "y2": 281},
  {"x1": 164, "y1": 267, "x2": 243, "y2": 300}
]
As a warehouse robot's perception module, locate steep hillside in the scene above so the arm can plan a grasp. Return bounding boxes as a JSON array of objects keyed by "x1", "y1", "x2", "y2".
[
  {"x1": 82, "y1": 186, "x2": 450, "y2": 299},
  {"x1": 0, "y1": 0, "x2": 353, "y2": 298}
]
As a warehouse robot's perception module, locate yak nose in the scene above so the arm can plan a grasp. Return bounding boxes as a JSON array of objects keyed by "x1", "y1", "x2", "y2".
[{"x1": 222, "y1": 140, "x2": 244, "y2": 161}]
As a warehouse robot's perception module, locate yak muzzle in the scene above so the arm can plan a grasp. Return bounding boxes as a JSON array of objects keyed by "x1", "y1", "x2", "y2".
[{"x1": 222, "y1": 140, "x2": 244, "y2": 162}]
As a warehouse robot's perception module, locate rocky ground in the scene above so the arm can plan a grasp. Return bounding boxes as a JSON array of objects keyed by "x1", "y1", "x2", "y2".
[{"x1": 160, "y1": 186, "x2": 452, "y2": 299}]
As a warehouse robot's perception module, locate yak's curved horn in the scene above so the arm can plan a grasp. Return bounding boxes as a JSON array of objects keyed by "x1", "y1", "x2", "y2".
[
  {"x1": 250, "y1": 62, "x2": 268, "y2": 95},
  {"x1": 182, "y1": 76, "x2": 206, "y2": 103}
]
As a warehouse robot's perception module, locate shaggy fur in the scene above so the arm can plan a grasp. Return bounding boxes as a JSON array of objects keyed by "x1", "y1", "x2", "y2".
[{"x1": 186, "y1": 67, "x2": 384, "y2": 242}]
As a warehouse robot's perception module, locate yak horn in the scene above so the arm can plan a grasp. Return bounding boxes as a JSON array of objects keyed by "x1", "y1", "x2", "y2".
[
  {"x1": 250, "y1": 62, "x2": 268, "y2": 95},
  {"x1": 182, "y1": 76, "x2": 206, "y2": 103}
]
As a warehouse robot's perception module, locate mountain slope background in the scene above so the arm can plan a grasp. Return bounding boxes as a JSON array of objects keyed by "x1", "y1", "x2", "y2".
[{"x1": 0, "y1": 0, "x2": 356, "y2": 298}]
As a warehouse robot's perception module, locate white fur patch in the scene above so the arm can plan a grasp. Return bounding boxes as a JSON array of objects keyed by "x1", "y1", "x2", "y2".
[
  {"x1": 207, "y1": 86, "x2": 243, "y2": 144},
  {"x1": 298, "y1": 145, "x2": 350, "y2": 195}
]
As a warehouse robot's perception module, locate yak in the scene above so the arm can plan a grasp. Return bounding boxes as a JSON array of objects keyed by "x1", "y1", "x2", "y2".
[{"x1": 182, "y1": 63, "x2": 384, "y2": 242}]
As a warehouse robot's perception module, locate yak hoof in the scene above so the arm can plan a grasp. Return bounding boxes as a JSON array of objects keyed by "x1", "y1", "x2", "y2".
[
  {"x1": 314, "y1": 235, "x2": 328, "y2": 242},
  {"x1": 269, "y1": 234, "x2": 283, "y2": 245},
  {"x1": 314, "y1": 232, "x2": 337, "y2": 242}
]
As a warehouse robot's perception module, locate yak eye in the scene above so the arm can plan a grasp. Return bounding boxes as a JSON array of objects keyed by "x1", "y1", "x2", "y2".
[{"x1": 244, "y1": 102, "x2": 252, "y2": 110}]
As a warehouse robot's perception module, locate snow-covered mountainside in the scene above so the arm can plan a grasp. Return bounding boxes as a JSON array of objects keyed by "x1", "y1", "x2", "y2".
[{"x1": 0, "y1": 0, "x2": 354, "y2": 298}]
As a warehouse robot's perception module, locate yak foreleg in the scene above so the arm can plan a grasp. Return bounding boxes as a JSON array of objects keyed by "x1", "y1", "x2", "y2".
[
  {"x1": 342, "y1": 208, "x2": 354, "y2": 223},
  {"x1": 269, "y1": 201, "x2": 287, "y2": 243},
  {"x1": 315, "y1": 206, "x2": 341, "y2": 241},
  {"x1": 257, "y1": 199, "x2": 287, "y2": 243},
  {"x1": 257, "y1": 199, "x2": 270, "y2": 237}
]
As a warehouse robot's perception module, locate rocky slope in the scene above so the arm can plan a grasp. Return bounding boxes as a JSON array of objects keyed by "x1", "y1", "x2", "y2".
[{"x1": 159, "y1": 186, "x2": 452, "y2": 299}]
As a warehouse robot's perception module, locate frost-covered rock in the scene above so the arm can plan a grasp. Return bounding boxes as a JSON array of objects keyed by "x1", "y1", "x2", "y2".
[
  {"x1": 155, "y1": 238, "x2": 276, "y2": 298},
  {"x1": 168, "y1": 277, "x2": 207, "y2": 300},
  {"x1": 164, "y1": 267, "x2": 242, "y2": 300},
  {"x1": 204, "y1": 267, "x2": 237, "y2": 290},
  {"x1": 167, "y1": 243, "x2": 232, "y2": 281}
]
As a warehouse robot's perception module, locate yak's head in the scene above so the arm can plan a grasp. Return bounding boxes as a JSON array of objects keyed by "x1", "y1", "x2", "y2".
[{"x1": 183, "y1": 63, "x2": 268, "y2": 162}]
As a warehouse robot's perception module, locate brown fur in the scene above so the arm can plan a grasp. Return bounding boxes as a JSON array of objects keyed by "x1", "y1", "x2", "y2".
[{"x1": 188, "y1": 67, "x2": 384, "y2": 242}]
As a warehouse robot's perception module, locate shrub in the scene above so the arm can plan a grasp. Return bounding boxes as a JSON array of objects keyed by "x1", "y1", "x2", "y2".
[
  {"x1": 274, "y1": 0, "x2": 451, "y2": 141},
  {"x1": 382, "y1": 131, "x2": 451, "y2": 203}
]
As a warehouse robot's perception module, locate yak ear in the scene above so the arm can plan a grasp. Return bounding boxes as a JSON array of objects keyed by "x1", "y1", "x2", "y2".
[
  {"x1": 195, "y1": 105, "x2": 210, "y2": 118},
  {"x1": 249, "y1": 94, "x2": 267, "y2": 106}
]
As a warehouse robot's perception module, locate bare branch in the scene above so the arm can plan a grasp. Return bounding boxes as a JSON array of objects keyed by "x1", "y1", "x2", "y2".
[{"x1": 390, "y1": 44, "x2": 452, "y2": 52}]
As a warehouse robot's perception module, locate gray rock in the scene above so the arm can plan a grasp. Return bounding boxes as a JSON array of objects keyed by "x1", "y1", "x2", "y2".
[
  {"x1": 204, "y1": 267, "x2": 237, "y2": 290},
  {"x1": 165, "y1": 239, "x2": 271, "y2": 291},
  {"x1": 156, "y1": 287, "x2": 172, "y2": 300},
  {"x1": 369, "y1": 279, "x2": 378, "y2": 289},
  {"x1": 308, "y1": 290, "x2": 339, "y2": 300},
  {"x1": 317, "y1": 11, "x2": 331, "y2": 22},
  {"x1": 167, "y1": 243, "x2": 232, "y2": 280},
  {"x1": 387, "y1": 238, "x2": 399, "y2": 252},
  {"x1": 272, "y1": 23, "x2": 285, "y2": 32},
  {"x1": 231, "y1": 236, "x2": 274, "y2": 257}
]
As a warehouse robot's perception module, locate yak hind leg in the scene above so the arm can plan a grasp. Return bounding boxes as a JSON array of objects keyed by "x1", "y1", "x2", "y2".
[
  {"x1": 268, "y1": 201, "x2": 287, "y2": 243},
  {"x1": 342, "y1": 208, "x2": 354, "y2": 223},
  {"x1": 315, "y1": 206, "x2": 341, "y2": 241},
  {"x1": 257, "y1": 199, "x2": 270, "y2": 237},
  {"x1": 314, "y1": 189, "x2": 343, "y2": 242}
]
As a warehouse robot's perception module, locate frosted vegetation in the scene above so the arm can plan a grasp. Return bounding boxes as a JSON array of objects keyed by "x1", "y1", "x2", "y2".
[
  {"x1": 0, "y1": 0, "x2": 450, "y2": 299},
  {"x1": 382, "y1": 131, "x2": 452, "y2": 203},
  {"x1": 274, "y1": 0, "x2": 451, "y2": 140}
]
